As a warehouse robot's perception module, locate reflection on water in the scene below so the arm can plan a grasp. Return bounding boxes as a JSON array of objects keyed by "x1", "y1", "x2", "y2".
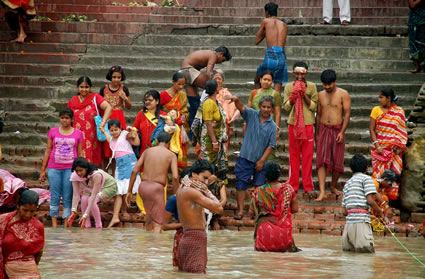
[{"x1": 40, "y1": 228, "x2": 425, "y2": 278}]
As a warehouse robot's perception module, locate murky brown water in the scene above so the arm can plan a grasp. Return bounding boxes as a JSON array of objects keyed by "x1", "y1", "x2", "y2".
[{"x1": 39, "y1": 228, "x2": 425, "y2": 278}]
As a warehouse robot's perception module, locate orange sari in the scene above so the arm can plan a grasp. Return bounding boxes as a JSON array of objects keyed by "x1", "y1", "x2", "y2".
[{"x1": 160, "y1": 90, "x2": 189, "y2": 168}]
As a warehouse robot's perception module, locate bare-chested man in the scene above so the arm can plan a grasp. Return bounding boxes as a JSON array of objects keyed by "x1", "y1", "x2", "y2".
[
  {"x1": 176, "y1": 159, "x2": 224, "y2": 273},
  {"x1": 125, "y1": 132, "x2": 179, "y2": 233},
  {"x1": 315, "y1": 69, "x2": 351, "y2": 202},
  {"x1": 255, "y1": 2, "x2": 288, "y2": 93},
  {"x1": 180, "y1": 47, "x2": 232, "y2": 131}
]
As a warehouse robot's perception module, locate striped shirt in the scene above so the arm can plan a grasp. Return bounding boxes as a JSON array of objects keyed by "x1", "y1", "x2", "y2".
[{"x1": 342, "y1": 172, "x2": 376, "y2": 224}]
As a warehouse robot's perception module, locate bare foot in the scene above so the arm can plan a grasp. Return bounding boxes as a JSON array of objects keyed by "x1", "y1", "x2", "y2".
[
  {"x1": 122, "y1": 212, "x2": 130, "y2": 218},
  {"x1": 107, "y1": 218, "x2": 121, "y2": 228},
  {"x1": 330, "y1": 187, "x2": 343, "y2": 197},
  {"x1": 314, "y1": 192, "x2": 327, "y2": 202},
  {"x1": 11, "y1": 34, "x2": 26, "y2": 43}
]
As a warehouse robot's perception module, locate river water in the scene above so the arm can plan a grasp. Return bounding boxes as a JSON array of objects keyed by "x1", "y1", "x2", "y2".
[{"x1": 39, "y1": 228, "x2": 425, "y2": 278}]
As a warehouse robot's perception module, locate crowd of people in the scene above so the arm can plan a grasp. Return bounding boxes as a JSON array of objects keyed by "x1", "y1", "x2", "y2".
[{"x1": 0, "y1": 1, "x2": 419, "y2": 277}]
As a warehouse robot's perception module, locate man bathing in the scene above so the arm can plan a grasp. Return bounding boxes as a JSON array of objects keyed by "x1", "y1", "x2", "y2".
[
  {"x1": 255, "y1": 2, "x2": 288, "y2": 93},
  {"x1": 181, "y1": 47, "x2": 232, "y2": 130},
  {"x1": 176, "y1": 159, "x2": 224, "y2": 273},
  {"x1": 315, "y1": 69, "x2": 351, "y2": 201},
  {"x1": 126, "y1": 132, "x2": 179, "y2": 233}
]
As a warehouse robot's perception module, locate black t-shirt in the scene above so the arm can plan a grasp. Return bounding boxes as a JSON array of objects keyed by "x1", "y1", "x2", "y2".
[{"x1": 99, "y1": 85, "x2": 130, "y2": 97}]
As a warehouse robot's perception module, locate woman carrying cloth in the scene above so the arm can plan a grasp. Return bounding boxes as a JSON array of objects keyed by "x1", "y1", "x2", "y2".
[
  {"x1": 369, "y1": 88, "x2": 407, "y2": 201},
  {"x1": 160, "y1": 72, "x2": 189, "y2": 169},
  {"x1": 67, "y1": 76, "x2": 112, "y2": 167},
  {"x1": 0, "y1": 189, "x2": 44, "y2": 279},
  {"x1": 200, "y1": 80, "x2": 228, "y2": 181}
]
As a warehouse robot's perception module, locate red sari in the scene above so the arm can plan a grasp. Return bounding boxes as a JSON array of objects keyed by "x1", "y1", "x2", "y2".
[
  {"x1": 0, "y1": 211, "x2": 45, "y2": 279},
  {"x1": 252, "y1": 182, "x2": 296, "y2": 252},
  {"x1": 67, "y1": 93, "x2": 105, "y2": 166},
  {"x1": 160, "y1": 90, "x2": 189, "y2": 168},
  {"x1": 133, "y1": 109, "x2": 167, "y2": 157}
]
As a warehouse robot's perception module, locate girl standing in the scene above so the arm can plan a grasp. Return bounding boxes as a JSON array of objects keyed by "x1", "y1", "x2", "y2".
[
  {"x1": 67, "y1": 76, "x2": 112, "y2": 166},
  {"x1": 39, "y1": 108, "x2": 83, "y2": 228},
  {"x1": 100, "y1": 119, "x2": 141, "y2": 217},
  {"x1": 69, "y1": 157, "x2": 121, "y2": 228},
  {"x1": 99, "y1": 66, "x2": 132, "y2": 169}
]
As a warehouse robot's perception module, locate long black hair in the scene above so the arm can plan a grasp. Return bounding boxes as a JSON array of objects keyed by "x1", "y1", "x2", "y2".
[
  {"x1": 142, "y1": 90, "x2": 162, "y2": 118},
  {"x1": 72, "y1": 157, "x2": 99, "y2": 177}
]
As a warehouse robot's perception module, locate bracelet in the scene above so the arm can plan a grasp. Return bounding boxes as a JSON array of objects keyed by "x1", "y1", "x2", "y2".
[
  {"x1": 72, "y1": 208, "x2": 77, "y2": 212},
  {"x1": 276, "y1": 127, "x2": 280, "y2": 131},
  {"x1": 82, "y1": 214, "x2": 88, "y2": 219},
  {"x1": 212, "y1": 142, "x2": 219, "y2": 145}
]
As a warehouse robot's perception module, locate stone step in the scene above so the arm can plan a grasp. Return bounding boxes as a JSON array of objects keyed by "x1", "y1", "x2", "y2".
[
  {"x1": 83, "y1": 45, "x2": 410, "y2": 60},
  {"x1": 135, "y1": 34, "x2": 409, "y2": 48},
  {"x1": 76, "y1": 55, "x2": 413, "y2": 71},
  {"x1": 155, "y1": 7, "x2": 409, "y2": 18},
  {"x1": 37, "y1": 12, "x2": 150, "y2": 23},
  {"x1": 37, "y1": 3, "x2": 156, "y2": 13},
  {"x1": 148, "y1": 14, "x2": 408, "y2": 25},
  {"x1": 0, "y1": 52, "x2": 81, "y2": 64},
  {"x1": 182, "y1": 0, "x2": 407, "y2": 8},
  {"x1": 39, "y1": 0, "x2": 118, "y2": 4},
  {"x1": 0, "y1": 42, "x2": 87, "y2": 53}
]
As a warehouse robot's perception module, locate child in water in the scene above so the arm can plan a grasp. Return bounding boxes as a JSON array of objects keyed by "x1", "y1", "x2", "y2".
[
  {"x1": 69, "y1": 157, "x2": 121, "y2": 228},
  {"x1": 39, "y1": 108, "x2": 83, "y2": 228},
  {"x1": 99, "y1": 66, "x2": 132, "y2": 171},
  {"x1": 100, "y1": 119, "x2": 141, "y2": 217}
]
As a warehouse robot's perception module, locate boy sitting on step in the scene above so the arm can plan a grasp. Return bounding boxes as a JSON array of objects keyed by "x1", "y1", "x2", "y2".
[{"x1": 342, "y1": 154, "x2": 387, "y2": 253}]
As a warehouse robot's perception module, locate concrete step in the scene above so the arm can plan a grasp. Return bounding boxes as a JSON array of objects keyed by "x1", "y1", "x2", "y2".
[
  {"x1": 0, "y1": 42, "x2": 87, "y2": 53},
  {"x1": 0, "y1": 52, "x2": 81, "y2": 64},
  {"x1": 76, "y1": 55, "x2": 413, "y2": 71},
  {"x1": 37, "y1": 3, "x2": 156, "y2": 13},
  {"x1": 134, "y1": 34, "x2": 409, "y2": 48},
  {"x1": 37, "y1": 12, "x2": 150, "y2": 23},
  {"x1": 84, "y1": 45, "x2": 410, "y2": 60},
  {"x1": 156, "y1": 7, "x2": 409, "y2": 18}
]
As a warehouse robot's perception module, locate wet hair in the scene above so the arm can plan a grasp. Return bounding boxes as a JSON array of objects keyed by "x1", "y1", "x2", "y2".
[
  {"x1": 72, "y1": 157, "x2": 99, "y2": 177},
  {"x1": 142, "y1": 90, "x2": 162, "y2": 118},
  {"x1": 172, "y1": 72, "x2": 185, "y2": 82},
  {"x1": 349, "y1": 154, "x2": 368, "y2": 173},
  {"x1": 205, "y1": 80, "x2": 218, "y2": 96},
  {"x1": 180, "y1": 167, "x2": 192, "y2": 179},
  {"x1": 264, "y1": 2, "x2": 278, "y2": 17},
  {"x1": 265, "y1": 161, "x2": 281, "y2": 182},
  {"x1": 108, "y1": 119, "x2": 121, "y2": 129},
  {"x1": 215, "y1": 46, "x2": 232, "y2": 62},
  {"x1": 77, "y1": 76, "x2": 92, "y2": 88},
  {"x1": 191, "y1": 159, "x2": 214, "y2": 175},
  {"x1": 212, "y1": 69, "x2": 224, "y2": 81},
  {"x1": 106, "y1": 65, "x2": 126, "y2": 81},
  {"x1": 380, "y1": 88, "x2": 398, "y2": 103},
  {"x1": 260, "y1": 69, "x2": 274, "y2": 80},
  {"x1": 381, "y1": 169, "x2": 401, "y2": 184},
  {"x1": 293, "y1": 61, "x2": 308, "y2": 70},
  {"x1": 259, "y1": 95, "x2": 275, "y2": 108},
  {"x1": 320, "y1": 69, "x2": 337, "y2": 84},
  {"x1": 59, "y1": 107, "x2": 74, "y2": 118},
  {"x1": 157, "y1": 131, "x2": 171, "y2": 144},
  {"x1": 18, "y1": 189, "x2": 39, "y2": 207}
]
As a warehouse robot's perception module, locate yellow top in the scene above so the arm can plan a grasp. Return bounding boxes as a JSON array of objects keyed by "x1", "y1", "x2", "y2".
[{"x1": 370, "y1": 106, "x2": 384, "y2": 120}]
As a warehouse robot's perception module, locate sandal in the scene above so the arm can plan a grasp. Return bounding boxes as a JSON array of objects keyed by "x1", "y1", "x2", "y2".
[
  {"x1": 234, "y1": 214, "x2": 243, "y2": 220},
  {"x1": 318, "y1": 20, "x2": 330, "y2": 25},
  {"x1": 341, "y1": 20, "x2": 350, "y2": 25}
]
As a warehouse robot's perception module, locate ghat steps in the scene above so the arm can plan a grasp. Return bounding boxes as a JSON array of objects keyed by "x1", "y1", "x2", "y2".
[{"x1": 1, "y1": 0, "x2": 423, "y2": 230}]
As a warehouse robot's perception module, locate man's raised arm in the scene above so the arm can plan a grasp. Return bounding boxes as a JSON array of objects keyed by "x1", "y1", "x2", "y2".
[{"x1": 224, "y1": 95, "x2": 245, "y2": 114}]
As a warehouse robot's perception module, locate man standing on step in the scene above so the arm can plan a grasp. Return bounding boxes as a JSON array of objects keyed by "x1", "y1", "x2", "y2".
[
  {"x1": 315, "y1": 69, "x2": 351, "y2": 202},
  {"x1": 180, "y1": 47, "x2": 232, "y2": 133},
  {"x1": 176, "y1": 159, "x2": 223, "y2": 273},
  {"x1": 283, "y1": 62, "x2": 318, "y2": 197},
  {"x1": 320, "y1": 0, "x2": 351, "y2": 25},
  {"x1": 255, "y1": 2, "x2": 288, "y2": 93},
  {"x1": 225, "y1": 95, "x2": 277, "y2": 220},
  {"x1": 125, "y1": 132, "x2": 179, "y2": 233}
]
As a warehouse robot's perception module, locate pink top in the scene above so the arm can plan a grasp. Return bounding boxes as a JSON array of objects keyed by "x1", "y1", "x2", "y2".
[
  {"x1": 109, "y1": 130, "x2": 133, "y2": 158},
  {"x1": 217, "y1": 88, "x2": 240, "y2": 123},
  {"x1": 47, "y1": 127, "x2": 83, "y2": 169}
]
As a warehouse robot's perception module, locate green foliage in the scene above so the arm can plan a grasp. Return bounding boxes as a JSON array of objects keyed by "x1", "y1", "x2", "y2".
[
  {"x1": 33, "y1": 16, "x2": 53, "y2": 21},
  {"x1": 60, "y1": 14, "x2": 97, "y2": 22}
]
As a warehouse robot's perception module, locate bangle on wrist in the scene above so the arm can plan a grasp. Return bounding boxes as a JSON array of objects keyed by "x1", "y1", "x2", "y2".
[
  {"x1": 82, "y1": 214, "x2": 88, "y2": 219},
  {"x1": 212, "y1": 142, "x2": 219, "y2": 145},
  {"x1": 276, "y1": 127, "x2": 280, "y2": 131},
  {"x1": 72, "y1": 208, "x2": 77, "y2": 212}
]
